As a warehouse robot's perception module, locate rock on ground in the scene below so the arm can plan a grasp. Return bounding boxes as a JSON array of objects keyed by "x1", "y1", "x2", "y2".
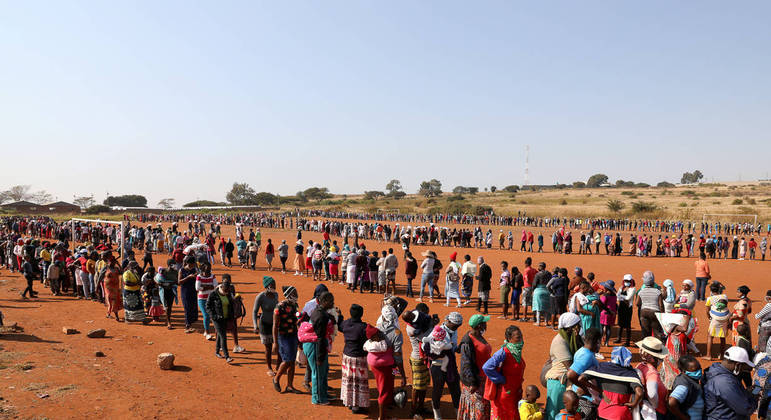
[
  {"x1": 86, "y1": 329, "x2": 106, "y2": 338},
  {"x1": 157, "y1": 353, "x2": 175, "y2": 370},
  {"x1": 62, "y1": 327, "x2": 78, "y2": 335}
]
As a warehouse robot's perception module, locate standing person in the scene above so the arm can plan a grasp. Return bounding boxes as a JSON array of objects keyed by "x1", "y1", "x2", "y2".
[
  {"x1": 615, "y1": 274, "x2": 636, "y2": 346},
  {"x1": 599, "y1": 280, "x2": 618, "y2": 347},
  {"x1": 195, "y1": 262, "x2": 217, "y2": 341},
  {"x1": 277, "y1": 240, "x2": 289, "y2": 274},
  {"x1": 544, "y1": 313, "x2": 583, "y2": 419},
  {"x1": 521, "y1": 257, "x2": 536, "y2": 322},
  {"x1": 178, "y1": 256, "x2": 198, "y2": 333},
  {"x1": 375, "y1": 305, "x2": 407, "y2": 419},
  {"x1": 364, "y1": 325, "x2": 397, "y2": 420},
  {"x1": 253, "y1": 276, "x2": 280, "y2": 377},
  {"x1": 303, "y1": 291, "x2": 342, "y2": 406},
  {"x1": 483, "y1": 325, "x2": 526, "y2": 420},
  {"x1": 705, "y1": 282, "x2": 730, "y2": 360},
  {"x1": 339, "y1": 304, "x2": 369, "y2": 414},
  {"x1": 476, "y1": 257, "x2": 492, "y2": 315},
  {"x1": 384, "y1": 248, "x2": 398, "y2": 296},
  {"x1": 755, "y1": 290, "x2": 771, "y2": 353},
  {"x1": 635, "y1": 271, "x2": 664, "y2": 339},
  {"x1": 424, "y1": 312, "x2": 464, "y2": 419},
  {"x1": 293, "y1": 240, "x2": 305, "y2": 276},
  {"x1": 575, "y1": 281, "x2": 601, "y2": 337},
  {"x1": 695, "y1": 253, "x2": 711, "y2": 301},
  {"x1": 265, "y1": 238, "x2": 275, "y2": 271},
  {"x1": 224, "y1": 238, "x2": 234, "y2": 267},
  {"x1": 635, "y1": 337, "x2": 669, "y2": 420},
  {"x1": 272, "y1": 286, "x2": 300, "y2": 394},
  {"x1": 510, "y1": 266, "x2": 524, "y2": 321},
  {"x1": 458, "y1": 314, "x2": 492, "y2": 420},
  {"x1": 155, "y1": 262, "x2": 177, "y2": 329},
  {"x1": 703, "y1": 346, "x2": 756, "y2": 420},
  {"x1": 103, "y1": 258, "x2": 123, "y2": 321},
  {"x1": 461, "y1": 254, "x2": 476, "y2": 306},
  {"x1": 20, "y1": 255, "x2": 38, "y2": 299},
  {"x1": 419, "y1": 250, "x2": 436, "y2": 303},
  {"x1": 404, "y1": 250, "x2": 418, "y2": 298},
  {"x1": 122, "y1": 261, "x2": 147, "y2": 323},
  {"x1": 445, "y1": 252, "x2": 462, "y2": 308},
  {"x1": 206, "y1": 276, "x2": 235, "y2": 363},
  {"x1": 546, "y1": 267, "x2": 568, "y2": 329},
  {"x1": 403, "y1": 304, "x2": 435, "y2": 419},
  {"x1": 531, "y1": 262, "x2": 551, "y2": 327},
  {"x1": 667, "y1": 355, "x2": 705, "y2": 420},
  {"x1": 498, "y1": 261, "x2": 512, "y2": 319},
  {"x1": 677, "y1": 279, "x2": 697, "y2": 311}
]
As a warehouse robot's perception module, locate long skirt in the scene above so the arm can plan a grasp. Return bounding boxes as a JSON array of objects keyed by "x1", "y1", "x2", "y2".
[
  {"x1": 462, "y1": 275, "x2": 474, "y2": 298},
  {"x1": 531, "y1": 285, "x2": 551, "y2": 313},
  {"x1": 123, "y1": 289, "x2": 146, "y2": 322},
  {"x1": 545, "y1": 379, "x2": 566, "y2": 420},
  {"x1": 180, "y1": 284, "x2": 198, "y2": 327},
  {"x1": 346, "y1": 265, "x2": 357, "y2": 285},
  {"x1": 294, "y1": 254, "x2": 305, "y2": 271},
  {"x1": 104, "y1": 285, "x2": 123, "y2": 313},
  {"x1": 371, "y1": 364, "x2": 395, "y2": 408},
  {"x1": 341, "y1": 355, "x2": 370, "y2": 408},
  {"x1": 446, "y1": 276, "x2": 460, "y2": 299},
  {"x1": 457, "y1": 384, "x2": 491, "y2": 420}
]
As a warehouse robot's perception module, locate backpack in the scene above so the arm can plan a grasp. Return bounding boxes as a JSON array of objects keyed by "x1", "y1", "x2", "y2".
[{"x1": 232, "y1": 294, "x2": 246, "y2": 324}]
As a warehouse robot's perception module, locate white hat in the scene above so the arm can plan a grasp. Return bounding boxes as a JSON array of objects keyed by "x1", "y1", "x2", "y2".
[
  {"x1": 558, "y1": 312, "x2": 581, "y2": 329},
  {"x1": 635, "y1": 336, "x2": 668, "y2": 359},
  {"x1": 623, "y1": 274, "x2": 633, "y2": 281},
  {"x1": 725, "y1": 346, "x2": 755, "y2": 367}
]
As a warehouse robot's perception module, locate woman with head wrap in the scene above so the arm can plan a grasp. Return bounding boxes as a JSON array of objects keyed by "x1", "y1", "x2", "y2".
[
  {"x1": 122, "y1": 261, "x2": 148, "y2": 323},
  {"x1": 677, "y1": 279, "x2": 696, "y2": 311},
  {"x1": 663, "y1": 279, "x2": 677, "y2": 313},
  {"x1": 578, "y1": 346, "x2": 644, "y2": 420},
  {"x1": 545, "y1": 312, "x2": 584, "y2": 419},
  {"x1": 339, "y1": 304, "x2": 369, "y2": 414},
  {"x1": 635, "y1": 271, "x2": 664, "y2": 340},
  {"x1": 253, "y1": 276, "x2": 279, "y2": 376},
  {"x1": 377, "y1": 305, "x2": 407, "y2": 390}
]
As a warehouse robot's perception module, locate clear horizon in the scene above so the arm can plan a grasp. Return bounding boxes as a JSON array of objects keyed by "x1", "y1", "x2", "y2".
[{"x1": 1, "y1": 1, "x2": 769, "y2": 206}]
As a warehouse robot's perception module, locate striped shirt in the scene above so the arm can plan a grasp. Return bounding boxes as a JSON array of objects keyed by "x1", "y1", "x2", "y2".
[
  {"x1": 756, "y1": 303, "x2": 771, "y2": 328},
  {"x1": 195, "y1": 274, "x2": 217, "y2": 300},
  {"x1": 638, "y1": 286, "x2": 662, "y2": 311}
]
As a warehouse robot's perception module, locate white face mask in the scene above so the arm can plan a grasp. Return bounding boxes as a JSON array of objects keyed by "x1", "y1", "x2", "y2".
[{"x1": 733, "y1": 364, "x2": 742, "y2": 376}]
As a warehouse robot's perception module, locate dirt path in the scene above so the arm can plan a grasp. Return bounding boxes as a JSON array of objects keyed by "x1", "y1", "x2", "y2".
[{"x1": 1, "y1": 225, "x2": 768, "y2": 419}]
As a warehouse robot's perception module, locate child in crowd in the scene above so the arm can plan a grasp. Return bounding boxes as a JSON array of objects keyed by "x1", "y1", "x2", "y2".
[
  {"x1": 556, "y1": 390, "x2": 581, "y2": 420},
  {"x1": 422, "y1": 325, "x2": 452, "y2": 372},
  {"x1": 518, "y1": 384, "x2": 544, "y2": 420}
]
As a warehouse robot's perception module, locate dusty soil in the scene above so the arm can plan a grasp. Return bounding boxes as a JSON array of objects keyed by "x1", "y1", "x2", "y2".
[{"x1": 1, "y1": 224, "x2": 769, "y2": 419}]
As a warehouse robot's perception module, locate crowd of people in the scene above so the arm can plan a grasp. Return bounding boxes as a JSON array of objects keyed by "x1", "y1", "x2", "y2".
[{"x1": 3, "y1": 213, "x2": 771, "y2": 420}]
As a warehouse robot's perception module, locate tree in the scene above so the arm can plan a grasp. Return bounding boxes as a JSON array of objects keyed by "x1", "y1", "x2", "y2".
[
  {"x1": 490, "y1": 186, "x2": 497, "y2": 193},
  {"x1": 183, "y1": 200, "x2": 226, "y2": 207},
  {"x1": 29, "y1": 191, "x2": 53, "y2": 204},
  {"x1": 586, "y1": 174, "x2": 609, "y2": 188},
  {"x1": 73, "y1": 196, "x2": 95, "y2": 209},
  {"x1": 157, "y1": 198, "x2": 176, "y2": 209},
  {"x1": 226, "y1": 182, "x2": 257, "y2": 205},
  {"x1": 615, "y1": 180, "x2": 635, "y2": 187},
  {"x1": 503, "y1": 185, "x2": 519, "y2": 193},
  {"x1": 607, "y1": 199, "x2": 625, "y2": 213},
  {"x1": 85, "y1": 204, "x2": 111, "y2": 214},
  {"x1": 452, "y1": 186, "x2": 469, "y2": 195},
  {"x1": 418, "y1": 179, "x2": 442, "y2": 197},
  {"x1": 103, "y1": 195, "x2": 148, "y2": 207},
  {"x1": 364, "y1": 190, "x2": 385, "y2": 201},
  {"x1": 656, "y1": 181, "x2": 675, "y2": 188},
  {"x1": 680, "y1": 170, "x2": 704, "y2": 184},
  {"x1": 302, "y1": 187, "x2": 332, "y2": 201},
  {"x1": 385, "y1": 179, "x2": 404, "y2": 198},
  {"x1": 572, "y1": 181, "x2": 586, "y2": 188},
  {"x1": 253, "y1": 192, "x2": 279, "y2": 205},
  {"x1": 4, "y1": 185, "x2": 31, "y2": 202}
]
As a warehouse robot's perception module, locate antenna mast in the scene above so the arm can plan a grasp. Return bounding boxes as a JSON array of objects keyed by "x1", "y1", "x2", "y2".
[{"x1": 524, "y1": 145, "x2": 530, "y2": 186}]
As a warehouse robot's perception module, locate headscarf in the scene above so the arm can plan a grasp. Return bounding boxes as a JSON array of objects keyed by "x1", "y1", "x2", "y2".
[
  {"x1": 446, "y1": 311, "x2": 463, "y2": 325},
  {"x1": 343, "y1": 244, "x2": 350, "y2": 252},
  {"x1": 282, "y1": 285, "x2": 296, "y2": 299},
  {"x1": 558, "y1": 313, "x2": 584, "y2": 355},
  {"x1": 449, "y1": 251, "x2": 457, "y2": 261},
  {"x1": 643, "y1": 270, "x2": 655, "y2": 286},
  {"x1": 663, "y1": 279, "x2": 676, "y2": 303},
  {"x1": 377, "y1": 305, "x2": 398, "y2": 332},
  {"x1": 611, "y1": 346, "x2": 632, "y2": 367}
]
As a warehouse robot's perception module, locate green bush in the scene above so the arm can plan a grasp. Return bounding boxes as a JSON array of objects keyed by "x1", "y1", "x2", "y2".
[
  {"x1": 678, "y1": 202, "x2": 688, "y2": 207},
  {"x1": 560, "y1": 199, "x2": 568, "y2": 205},
  {"x1": 631, "y1": 201, "x2": 658, "y2": 213},
  {"x1": 732, "y1": 199, "x2": 743, "y2": 205},
  {"x1": 85, "y1": 205, "x2": 111, "y2": 214},
  {"x1": 447, "y1": 195, "x2": 465, "y2": 202}
]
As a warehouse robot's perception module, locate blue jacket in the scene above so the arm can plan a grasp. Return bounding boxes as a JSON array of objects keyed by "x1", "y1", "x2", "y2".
[{"x1": 703, "y1": 362, "x2": 756, "y2": 420}]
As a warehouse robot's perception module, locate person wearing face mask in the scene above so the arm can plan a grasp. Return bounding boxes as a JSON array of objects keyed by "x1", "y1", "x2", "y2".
[
  {"x1": 667, "y1": 355, "x2": 705, "y2": 420},
  {"x1": 634, "y1": 337, "x2": 669, "y2": 420},
  {"x1": 253, "y1": 276, "x2": 279, "y2": 376},
  {"x1": 545, "y1": 313, "x2": 583, "y2": 420},
  {"x1": 205, "y1": 275, "x2": 235, "y2": 363},
  {"x1": 304, "y1": 291, "x2": 343, "y2": 405},
  {"x1": 702, "y1": 346, "x2": 757, "y2": 419},
  {"x1": 458, "y1": 314, "x2": 492, "y2": 420},
  {"x1": 615, "y1": 274, "x2": 636, "y2": 346},
  {"x1": 482, "y1": 325, "x2": 526, "y2": 420}
]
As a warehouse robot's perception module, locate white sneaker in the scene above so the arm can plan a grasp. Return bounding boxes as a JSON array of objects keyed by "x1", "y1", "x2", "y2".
[{"x1": 233, "y1": 345, "x2": 245, "y2": 353}]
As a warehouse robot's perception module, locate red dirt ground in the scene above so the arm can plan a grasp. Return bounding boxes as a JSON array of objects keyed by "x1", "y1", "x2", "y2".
[{"x1": 1, "y1": 224, "x2": 768, "y2": 419}]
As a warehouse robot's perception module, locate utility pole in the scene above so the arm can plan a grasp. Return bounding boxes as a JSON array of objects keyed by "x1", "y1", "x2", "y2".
[{"x1": 524, "y1": 145, "x2": 530, "y2": 186}]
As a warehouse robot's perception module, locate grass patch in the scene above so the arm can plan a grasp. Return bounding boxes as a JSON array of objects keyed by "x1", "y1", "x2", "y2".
[{"x1": 732, "y1": 199, "x2": 743, "y2": 205}]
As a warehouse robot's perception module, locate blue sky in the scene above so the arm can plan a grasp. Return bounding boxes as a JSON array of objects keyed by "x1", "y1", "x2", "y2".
[{"x1": 1, "y1": 1, "x2": 769, "y2": 205}]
